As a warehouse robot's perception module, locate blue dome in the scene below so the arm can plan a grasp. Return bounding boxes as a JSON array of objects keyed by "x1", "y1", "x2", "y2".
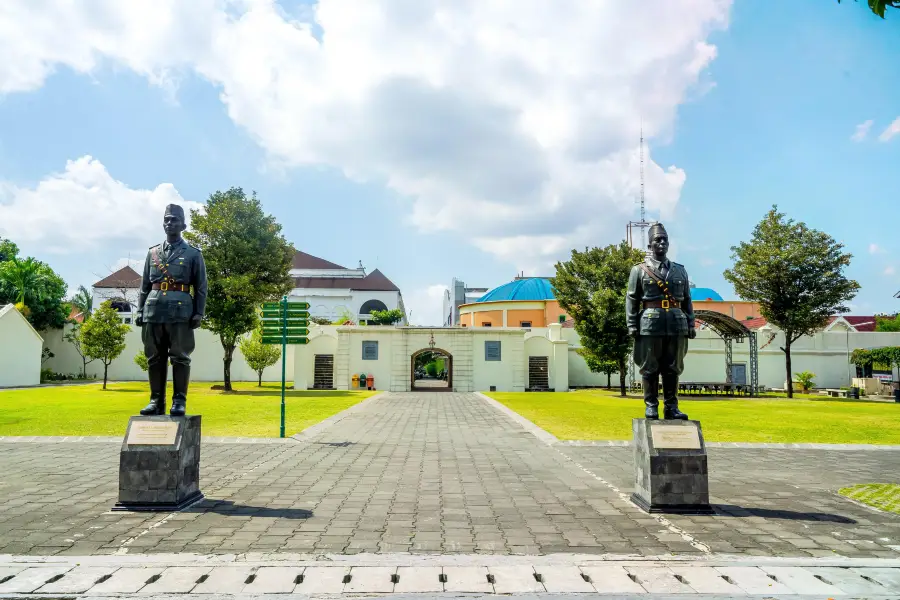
[
  {"x1": 477, "y1": 278, "x2": 556, "y2": 302},
  {"x1": 691, "y1": 287, "x2": 723, "y2": 301}
]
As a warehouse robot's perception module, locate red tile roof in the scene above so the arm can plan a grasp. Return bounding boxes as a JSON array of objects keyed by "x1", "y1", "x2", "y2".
[
  {"x1": 68, "y1": 306, "x2": 85, "y2": 323},
  {"x1": 561, "y1": 318, "x2": 575, "y2": 328},
  {"x1": 292, "y1": 251, "x2": 346, "y2": 270},
  {"x1": 828, "y1": 316, "x2": 878, "y2": 332},
  {"x1": 293, "y1": 269, "x2": 400, "y2": 292},
  {"x1": 93, "y1": 266, "x2": 141, "y2": 289}
]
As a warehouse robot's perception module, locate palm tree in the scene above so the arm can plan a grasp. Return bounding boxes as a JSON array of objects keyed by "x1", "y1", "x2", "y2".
[
  {"x1": 0, "y1": 257, "x2": 45, "y2": 305},
  {"x1": 71, "y1": 285, "x2": 93, "y2": 320}
]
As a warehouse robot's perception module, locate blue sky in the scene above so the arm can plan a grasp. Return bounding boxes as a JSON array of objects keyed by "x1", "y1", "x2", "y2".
[{"x1": 0, "y1": 0, "x2": 898, "y2": 325}]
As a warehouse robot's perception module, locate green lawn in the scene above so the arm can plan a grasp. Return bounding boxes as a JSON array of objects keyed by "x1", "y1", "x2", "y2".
[
  {"x1": 839, "y1": 484, "x2": 900, "y2": 515},
  {"x1": 0, "y1": 382, "x2": 375, "y2": 437},
  {"x1": 486, "y1": 389, "x2": 900, "y2": 444}
]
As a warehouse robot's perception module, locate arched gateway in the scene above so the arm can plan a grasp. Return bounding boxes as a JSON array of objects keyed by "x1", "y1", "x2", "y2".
[{"x1": 410, "y1": 347, "x2": 453, "y2": 391}]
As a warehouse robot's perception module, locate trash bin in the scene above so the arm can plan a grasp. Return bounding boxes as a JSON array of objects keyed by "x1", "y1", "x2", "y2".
[
  {"x1": 850, "y1": 386, "x2": 859, "y2": 400},
  {"x1": 358, "y1": 373, "x2": 366, "y2": 389},
  {"x1": 351, "y1": 374, "x2": 359, "y2": 389},
  {"x1": 894, "y1": 388, "x2": 900, "y2": 403},
  {"x1": 366, "y1": 374, "x2": 374, "y2": 390}
]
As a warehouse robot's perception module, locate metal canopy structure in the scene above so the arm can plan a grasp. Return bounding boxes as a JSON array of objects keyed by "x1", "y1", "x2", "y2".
[{"x1": 694, "y1": 309, "x2": 759, "y2": 396}]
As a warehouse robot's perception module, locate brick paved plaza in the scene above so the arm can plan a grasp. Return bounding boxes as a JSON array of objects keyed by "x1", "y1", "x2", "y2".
[{"x1": 0, "y1": 391, "x2": 898, "y2": 560}]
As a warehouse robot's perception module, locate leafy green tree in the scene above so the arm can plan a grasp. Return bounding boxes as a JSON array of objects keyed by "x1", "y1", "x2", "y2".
[
  {"x1": 876, "y1": 314, "x2": 900, "y2": 332},
  {"x1": 724, "y1": 206, "x2": 859, "y2": 398},
  {"x1": 552, "y1": 241, "x2": 645, "y2": 397},
  {"x1": 70, "y1": 285, "x2": 93, "y2": 321},
  {"x1": 134, "y1": 351, "x2": 149, "y2": 372},
  {"x1": 81, "y1": 301, "x2": 130, "y2": 389},
  {"x1": 184, "y1": 187, "x2": 294, "y2": 391},
  {"x1": 239, "y1": 328, "x2": 282, "y2": 386},
  {"x1": 837, "y1": 0, "x2": 899, "y2": 18},
  {"x1": 64, "y1": 323, "x2": 95, "y2": 377},
  {"x1": 0, "y1": 238, "x2": 18, "y2": 263},
  {"x1": 369, "y1": 308, "x2": 403, "y2": 325},
  {"x1": 794, "y1": 370, "x2": 816, "y2": 392},
  {"x1": 579, "y1": 348, "x2": 618, "y2": 389},
  {"x1": 0, "y1": 254, "x2": 69, "y2": 330}
]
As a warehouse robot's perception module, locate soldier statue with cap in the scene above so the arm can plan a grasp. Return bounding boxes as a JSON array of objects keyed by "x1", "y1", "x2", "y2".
[
  {"x1": 135, "y1": 204, "x2": 208, "y2": 417},
  {"x1": 625, "y1": 223, "x2": 696, "y2": 420}
]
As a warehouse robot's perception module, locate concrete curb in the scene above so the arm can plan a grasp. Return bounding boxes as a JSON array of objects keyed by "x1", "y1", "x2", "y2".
[{"x1": 473, "y1": 392, "x2": 559, "y2": 446}]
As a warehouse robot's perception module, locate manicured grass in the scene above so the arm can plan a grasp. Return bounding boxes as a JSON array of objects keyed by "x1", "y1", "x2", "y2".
[
  {"x1": 486, "y1": 388, "x2": 900, "y2": 444},
  {"x1": 0, "y1": 382, "x2": 375, "y2": 437},
  {"x1": 839, "y1": 484, "x2": 900, "y2": 514}
]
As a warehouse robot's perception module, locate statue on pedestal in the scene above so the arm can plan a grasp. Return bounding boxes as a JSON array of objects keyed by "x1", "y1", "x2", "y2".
[
  {"x1": 135, "y1": 204, "x2": 208, "y2": 417},
  {"x1": 625, "y1": 223, "x2": 696, "y2": 420}
]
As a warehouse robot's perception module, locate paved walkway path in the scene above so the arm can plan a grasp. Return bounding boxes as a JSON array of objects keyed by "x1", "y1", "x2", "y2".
[{"x1": 0, "y1": 392, "x2": 898, "y2": 561}]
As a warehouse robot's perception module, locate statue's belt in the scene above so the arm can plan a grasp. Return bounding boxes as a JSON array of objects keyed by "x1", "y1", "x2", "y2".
[
  {"x1": 643, "y1": 299, "x2": 680, "y2": 309},
  {"x1": 152, "y1": 282, "x2": 191, "y2": 293}
]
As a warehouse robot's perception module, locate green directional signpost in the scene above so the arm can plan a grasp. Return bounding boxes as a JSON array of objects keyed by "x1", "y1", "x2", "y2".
[{"x1": 261, "y1": 296, "x2": 310, "y2": 437}]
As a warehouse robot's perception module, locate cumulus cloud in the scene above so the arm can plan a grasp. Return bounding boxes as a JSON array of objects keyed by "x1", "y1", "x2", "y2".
[
  {"x1": 404, "y1": 283, "x2": 449, "y2": 326},
  {"x1": 886, "y1": 266, "x2": 897, "y2": 276},
  {"x1": 851, "y1": 119, "x2": 873, "y2": 142},
  {"x1": 0, "y1": 0, "x2": 731, "y2": 269},
  {"x1": 869, "y1": 243, "x2": 886, "y2": 254},
  {"x1": 879, "y1": 117, "x2": 900, "y2": 142},
  {"x1": 0, "y1": 156, "x2": 202, "y2": 253}
]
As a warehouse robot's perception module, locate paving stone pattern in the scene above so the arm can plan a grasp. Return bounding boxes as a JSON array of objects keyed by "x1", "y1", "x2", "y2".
[{"x1": 0, "y1": 392, "x2": 898, "y2": 558}]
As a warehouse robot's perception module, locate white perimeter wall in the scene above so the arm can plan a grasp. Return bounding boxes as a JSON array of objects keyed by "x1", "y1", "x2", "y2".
[
  {"x1": 42, "y1": 324, "x2": 295, "y2": 383},
  {"x1": 0, "y1": 305, "x2": 43, "y2": 388},
  {"x1": 290, "y1": 289, "x2": 402, "y2": 322}
]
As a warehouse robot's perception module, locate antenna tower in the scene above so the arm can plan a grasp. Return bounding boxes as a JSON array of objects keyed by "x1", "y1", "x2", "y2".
[{"x1": 626, "y1": 122, "x2": 653, "y2": 252}]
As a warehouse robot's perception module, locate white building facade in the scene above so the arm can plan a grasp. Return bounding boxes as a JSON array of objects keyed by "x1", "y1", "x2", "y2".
[
  {"x1": 92, "y1": 266, "x2": 141, "y2": 324},
  {"x1": 0, "y1": 304, "x2": 44, "y2": 388},
  {"x1": 289, "y1": 251, "x2": 407, "y2": 324}
]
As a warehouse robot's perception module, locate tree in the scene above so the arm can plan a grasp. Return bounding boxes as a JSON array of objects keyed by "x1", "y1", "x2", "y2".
[
  {"x1": 552, "y1": 241, "x2": 646, "y2": 397},
  {"x1": 876, "y1": 314, "x2": 900, "y2": 332},
  {"x1": 70, "y1": 285, "x2": 93, "y2": 321},
  {"x1": 0, "y1": 251, "x2": 70, "y2": 331},
  {"x1": 794, "y1": 370, "x2": 816, "y2": 393},
  {"x1": 239, "y1": 328, "x2": 282, "y2": 386},
  {"x1": 134, "y1": 351, "x2": 149, "y2": 372},
  {"x1": 184, "y1": 188, "x2": 295, "y2": 391},
  {"x1": 837, "y1": 0, "x2": 899, "y2": 18},
  {"x1": 724, "y1": 206, "x2": 859, "y2": 398},
  {"x1": 64, "y1": 323, "x2": 95, "y2": 377},
  {"x1": 369, "y1": 308, "x2": 403, "y2": 325},
  {"x1": 579, "y1": 349, "x2": 618, "y2": 389},
  {"x1": 81, "y1": 301, "x2": 130, "y2": 389}
]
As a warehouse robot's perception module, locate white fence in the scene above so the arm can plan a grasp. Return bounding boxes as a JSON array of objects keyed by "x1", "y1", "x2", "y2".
[{"x1": 42, "y1": 324, "x2": 295, "y2": 383}]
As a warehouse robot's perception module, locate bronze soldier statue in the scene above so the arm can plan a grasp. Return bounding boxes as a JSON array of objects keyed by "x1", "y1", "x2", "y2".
[
  {"x1": 625, "y1": 223, "x2": 696, "y2": 420},
  {"x1": 135, "y1": 204, "x2": 208, "y2": 417}
]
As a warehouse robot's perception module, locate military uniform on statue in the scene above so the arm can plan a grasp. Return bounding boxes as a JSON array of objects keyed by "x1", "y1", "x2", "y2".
[
  {"x1": 135, "y1": 204, "x2": 208, "y2": 417},
  {"x1": 625, "y1": 223, "x2": 696, "y2": 420}
]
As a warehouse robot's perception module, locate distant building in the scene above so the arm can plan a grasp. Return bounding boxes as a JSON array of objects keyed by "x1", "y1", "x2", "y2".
[
  {"x1": 459, "y1": 276, "x2": 567, "y2": 328},
  {"x1": 92, "y1": 266, "x2": 142, "y2": 324},
  {"x1": 442, "y1": 278, "x2": 488, "y2": 326},
  {"x1": 290, "y1": 251, "x2": 406, "y2": 325}
]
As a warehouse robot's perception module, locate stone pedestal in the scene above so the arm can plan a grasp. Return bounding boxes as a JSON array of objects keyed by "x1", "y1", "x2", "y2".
[
  {"x1": 113, "y1": 415, "x2": 203, "y2": 511},
  {"x1": 631, "y1": 418, "x2": 713, "y2": 515}
]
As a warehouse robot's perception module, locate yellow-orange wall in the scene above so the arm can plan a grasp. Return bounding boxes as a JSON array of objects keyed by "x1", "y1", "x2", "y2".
[
  {"x1": 459, "y1": 301, "x2": 571, "y2": 328},
  {"x1": 693, "y1": 300, "x2": 761, "y2": 321},
  {"x1": 461, "y1": 310, "x2": 503, "y2": 327},
  {"x1": 507, "y1": 309, "x2": 544, "y2": 327}
]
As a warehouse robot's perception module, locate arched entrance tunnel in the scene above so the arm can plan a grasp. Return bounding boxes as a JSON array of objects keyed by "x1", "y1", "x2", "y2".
[{"x1": 411, "y1": 348, "x2": 453, "y2": 391}]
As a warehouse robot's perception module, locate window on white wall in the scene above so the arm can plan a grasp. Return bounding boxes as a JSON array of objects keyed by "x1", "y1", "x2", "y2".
[
  {"x1": 485, "y1": 341, "x2": 501, "y2": 361},
  {"x1": 362, "y1": 341, "x2": 378, "y2": 360}
]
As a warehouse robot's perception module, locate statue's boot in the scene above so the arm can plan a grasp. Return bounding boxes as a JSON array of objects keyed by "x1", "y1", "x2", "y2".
[
  {"x1": 662, "y1": 373, "x2": 688, "y2": 420},
  {"x1": 170, "y1": 363, "x2": 189, "y2": 417},
  {"x1": 643, "y1": 376, "x2": 659, "y2": 419},
  {"x1": 140, "y1": 361, "x2": 167, "y2": 416}
]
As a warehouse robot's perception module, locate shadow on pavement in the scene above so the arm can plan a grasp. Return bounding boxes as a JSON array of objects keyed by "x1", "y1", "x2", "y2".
[
  {"x1": 188, "y1": 499, "x2": 313, "y2": 519},
  {"x1": 712, "y1": 504, "x2": 856, "y2": 523}
]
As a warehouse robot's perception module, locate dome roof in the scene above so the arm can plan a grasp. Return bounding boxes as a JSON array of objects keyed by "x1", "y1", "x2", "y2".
[
  {"x1": 691, "y1": 287, "x2": 723, "y2": 301},
  {"x1": 477, "y1": 278, "x2": 556, "y2": 303}
]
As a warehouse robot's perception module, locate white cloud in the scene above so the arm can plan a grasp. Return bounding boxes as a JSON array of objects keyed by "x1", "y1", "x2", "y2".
[
  {"x1": 886, "y1": 266, "x2": 897, "y2": 276},
  {"x1": 0, "y1": 156, "x2": 202, "y2": 253},
  {"x1": 404, "y1": 284, "x2": 449, "y2": 326},
  {"x1": 0, "y1": 0, "x2": 731, "y2": 269},
  {"x1": 851, "y1": 119, "x2": 873, "y2": 142},
  {"x1": 879, "y1": 117, "x2": 900, "y2": 142},
  {"x1": 869, "y1": 243, "x2": 886, "y2": 254}
]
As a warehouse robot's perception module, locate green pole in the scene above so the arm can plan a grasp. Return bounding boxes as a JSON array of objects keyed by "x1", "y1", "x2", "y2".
[{"x1": 280, "y1": 295, "x2": 287, "y2": 438}]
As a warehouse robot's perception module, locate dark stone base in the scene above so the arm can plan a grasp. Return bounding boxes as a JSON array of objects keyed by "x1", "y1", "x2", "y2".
[
  {"x1": 112, "y1": 491, "x2": 204, "y2": 512},
  {"x1": 630, "y1": 492, "x2": 714, "y2": 515},
  {"x1": 116, "y1": 415, "x2": 202, "y2": 512}
]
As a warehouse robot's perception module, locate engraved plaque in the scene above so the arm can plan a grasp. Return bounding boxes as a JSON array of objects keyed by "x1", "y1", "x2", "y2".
[
  {"x1": 127, "y1": 421, "x2": 179, "y2": 445},
  {"x1": 650, "y1": 424, "x2": 701, "y2": 449}
]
